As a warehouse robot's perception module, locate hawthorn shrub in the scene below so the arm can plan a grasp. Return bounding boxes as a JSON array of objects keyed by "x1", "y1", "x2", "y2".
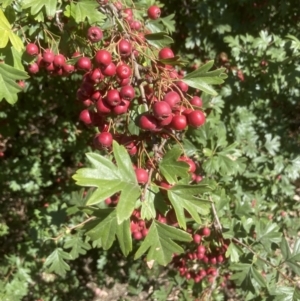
[{"x1": 0, "y1": 1, "x2": 299, "y2": 301}]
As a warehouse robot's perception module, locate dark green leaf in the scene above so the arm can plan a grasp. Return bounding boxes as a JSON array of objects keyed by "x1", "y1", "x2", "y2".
[
  {"x1": 145, "y1": 32, "x2": 174, "y2": 49},
  {"x1": 22, "y1": 0, "x2": 58, "y2": 17},
  {"x1": 64, "y1": 234, "x2": 91, "y2": 259}
]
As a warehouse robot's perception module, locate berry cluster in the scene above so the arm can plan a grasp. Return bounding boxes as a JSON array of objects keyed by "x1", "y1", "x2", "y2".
[{"x1": 172, "y1": 227, "x2": 228, "y2": 283}]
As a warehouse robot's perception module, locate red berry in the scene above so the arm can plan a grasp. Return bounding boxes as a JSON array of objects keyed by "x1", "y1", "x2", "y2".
[
  {"x1": 202, "y1": 227, "x2": 210, "y2": 237},
  {"x1": 101, "y1": 62, "x2": 116, "y2": 76},
  {"x1": 133, "y1": 231, "x2": 143, "y2": 240},
  {"x1": 153, "y1": 101, "x2": 172, "y2": 121},
  {"x1": 163, "y1": 91, "x2": 181, "y2": 109},
  {"x1": 26, "y1": 43, "x2": 39, "y2": 56},
  {"x1": 135, "y1": 168, "x2": 149, "y2": 184},
  {"x1": 157, "y1": 114, "x2": 173, "y2": 126},
  {"x1": 112, "y1": 100, "x2": 130, "y2": 115},
  {"x1": 139, "y1": 114, "x2": 158, "y2": 131},
  {"x1": 89, "y1": 68, "x2": 104, "y2": 83},
  {"x1": 105, "y1": 89, "x2": 121, "y2": 106},
  {"x1": 79, "y1": 109, "x2": 93, "y2": 125},
  {"x1": 176, "y1": 80, "x2": 189, "y2": 92},
  {"x1": 178, "y1": 156, "x2": 196, "y2": 173},
  {"x1": 87, "y1": 26, "x2": 103, "y2": 43},
  {"x1": 95, "y1": 132, "x2": 113, "y2": 148},
  {"x1": 193, "y1": 234, "x2": 202, "y2": 244},
  {"x1": 130, "y1": 20, "x2": 142, "y2": 31},
  {"x1": 187, "y1": 110, "x2": 206, "y2": 127},
  {"x1": 53, "y1": 54, "x2": 66, "y2": 68},
  {"x1": 170, "y1": 115, "x2": 187, "y2": 130},
  {"x1": 42, "y1": 49, "x2": 55, "y2": 64},
  {"x1": 190, "y1": 96, "x2": 203, "y2": 107},
  {"x1": 116, "y1": 63, "x2": 132, "y2": 79},
  {"x1": 96, "y1": 97, "x2": 112, "y2": 114},
  {"x1": 118, "y1": 39, "x2": 132, "y2": 57},
  {"x1": 158, "y1": 47, "x2": 174, "y2": 60},
  {"x1": 63, "y1": 63, "x2": 75, "y2": 74},
  {"x1": 147, "y1": 5, "x2": 161, "y2": 20},
  {"x1": 76, "y1": 57, "x2": 92, "y2": 71},
  {"x1": 120, "y1": 85, "x2": 135, "y2": 100},
  {"x1": 28, "y1": 62, "x2": 39, "y2": 74},
  {"x1": 95, "y1": 49, "x2": 112, "y2": 66}
]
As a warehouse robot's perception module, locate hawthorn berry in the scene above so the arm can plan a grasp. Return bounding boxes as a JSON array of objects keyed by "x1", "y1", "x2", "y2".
[
  {"x1": 139, "y1": 114, "x2": 158, "y2": 131},
  {"x1": 42, "y1": 49, "x2": 55, "y2": 64},
  {"x1": 163, "y1": 91, "x2": 181, "y2": 109},
  {"x1": 120, "y1": 85, "x2": 135, "y2": 101},
  {"x1": 153, "y1": 101, "x2": 172, "y2": 121},
  {"x1": 79, "y1": 109, "x2": 93, "y2": 125},
  {"x1": 95, "y1": 49, "x2": 112, "y2": 66},
  {"x1": 118, "y1": 39, "x2": 132, "y2": 57},
  {"x1": 187, "y1": 110, "x2": 206, "y2": 127},
  {"x1": 76, "y1": 57, "x2": 92, "y2": 71},
  {"x1": 170, "y1": 115, "x2": 187, "y2": 130},
  {"x1": 147, "y1": 5, "x2": 161, "y2": 20},
  {"x1": 105, "y1": 89, "x2": 121, "y2": 106},
  {"x1": 135, "y1": 168, "x2": 149, "y2": 184},
  {"x1": 94, "y1": 132, "x2": 113, "y2": 148},
  {"x1": 87, "y1": 26, "x2": 103, "y2": 43},
  {"x1": 116, "y1": 63, "x2": 132, "y2": 79},
  {"x1": 158, "y1": 47, "x2": 174, "y2": 60},
  {"x1": 202, "y1": 227, "x2": 211, "y2": 237},
  {"x1": 26, "y1": 43, "x2": 39, "y2": 56},
  {"x1": 190, "y1": 96, "x2": 203, "y2": 107}
]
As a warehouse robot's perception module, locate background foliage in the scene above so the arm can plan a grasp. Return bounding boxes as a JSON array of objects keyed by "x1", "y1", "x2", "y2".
[{"x1": 0, "y1": 0, "x2": 299, "y2": 300}]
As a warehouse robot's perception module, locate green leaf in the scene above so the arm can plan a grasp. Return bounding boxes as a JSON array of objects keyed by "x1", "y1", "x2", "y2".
[
  {"x1": 282, "y1": 239, "x2": 300, "y2": 276},
  {"x1": 256, "y1": 220, "x2": 282, "y2": 249},
  {"x1": 134, "y1": 220, "x2": 192, "y2": 266},
  {"x1": 140, "y1": 184, "x2": 158, "y2": 220},
  {"x1": 182, "y1": 61, "x2": 227, "y2": 96},
  {"x1": 0, "y1": 9, "x2": 24, "y2": 52},
  {"x1": 0, "y1": 0, "x2": 14, "y2": 8},
  {"x1": 145, "y1": 32, "x2": 174, "y2": 49},
  {"x1": 64, "y1": 234, "x2": 91, "y2": 259},
  {"x1": 68, "y1": 1, "x2": 106, "y2": 24},
  {"x1": 83, "y1": 208, "x2": 132, "y2": 256},
  {"x1": 44, "y1": 248, "x2": 71, "y2": 276},
  {"x1": 22, "y1": 0, "x2": 58, "y2": 17},
  {"x1": 0, "y1": 63, "x2": 29, "y2": 104},
  {"x1": 158, "y1": 147, "x2": 189, "y2": 184},
  {"x1": 11, "y1": 47, "x2": 24, "y2": 70},
  {"x1": 272, "y1": 286, "x2": 300, "y2": 301},
  {"x1": 73, "y1": 141, "x2": 141, "y2": 224},
  {"x1": 226, "y1": 242, "x2": 240, "y2": 263},
  {"x1": 264, "y1": 134, "x2": 280, "y2": 156},
  {"x1": 251, "y1": 266, "x2": 266, "y2": 287},
  {"x1": 160, "y1": 14, "x2": 176, "y2": 34},
  {"x1": 167, "y1": 184, "x2": 211, "y2": 229}
]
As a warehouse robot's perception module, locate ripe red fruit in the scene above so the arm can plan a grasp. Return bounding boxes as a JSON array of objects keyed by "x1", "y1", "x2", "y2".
[
  {"x1": 116, "y1": 63, "x2": 132, "y2": 79},
  {"x1": 26, "y1": 43, "x2": 39, "y2": 56},
  {"x1": 118, "y1": 39, "x2": 132, "y2": 57},
  {"x1": 190, "y1": 96, "x2": 203, "y2": 107},
  {"x1": 116, "y1": 77, "x2": 130, "y2": 86},
  {"x1": 170, "y1": 115, "x2": 187, "y2": 130},
  {"x1": 197, "y1": 245, "x2": 206, "y2": 254},
  {"x1": 139, "y1": 114, "x2": 158, "y2": 131},
  {"x1": 76, "y1": 57, "x2": 92, "y2": 71},
  {"x1": 28, "y1": 62, "x2": 39, "y2": 74},
  {"x1": 96, "y1": 97, "x2": 112, "y2": 114},
  {"x1": 202, "y1": 227, "x2": 211, "y2": 237},
  {"x1": 147, "y1": 5, "x2": 161, "y2": 20},
  {"x1": 105, "y1": 89, "x2": 121, "y2": 106},
  {"x1": 42, "y1": 49, "x2": 55, "y2": 64},
  {"x1": 157, "y1": 114, "x2": 173, "y2": 126},
  {"x1": 87, "y1": 26, "x2": 103, "y2": 43},
  {"x1": 89, "y1": 68, "x2": 104, "y2": 83},
  {"x1": 178, "y1": 156, "x2": 196, "y2": 173},
  {"x1": 176, "y1": 80, "x2": 189, "y2": 92},
  {"x1": 123, "y1": 8, "x2": 133, "y2": 21},
  {"x1": 95, "y1": 49, "x2": 112, "y2": 66},
  {"x1": 112, "y1": 100, "x2": 130, "y2": 115},
  {"x1": 130, "y1": 20, "x2": 142, "y2": 31},
  {"x1": 101, "y1": 62, "x2": 116, "y2": 76},
  {"x1": 120, "y1": 85, "x2": 135, "y2": 100},
  {"x1": 193, "y1": 234, "x2": 202, "y2": 244},
  {"x1": 135, "y1": 168, "x2": 149, "y2": 184},
  {"x1": 153, "y1": 101, "x2": 172, "y2": 120},
  {"x1": 163, "y1": 91, "x2": 181, "y2": 109},
  {"x1": 63, "y1": 63, "x2": 75, "y2": 74},
  {"x1": 158, "y1": 47, "x2": 174, "y2": 60},
  {"x1": 95, "y1": 132, "x2": 113, "y2": 148},
  {"x1": 133, "y1": 231, "x2": 143, "y2": 240},
  {"x1": 187, "y1": 110, "x2": 206, "y2": 127},
  {"x1": 79, "y1": 109, "x2": 93, "y2": 125},
  {"x1": 53, "y1": 54, "x2": 66, "y2": 68}
]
